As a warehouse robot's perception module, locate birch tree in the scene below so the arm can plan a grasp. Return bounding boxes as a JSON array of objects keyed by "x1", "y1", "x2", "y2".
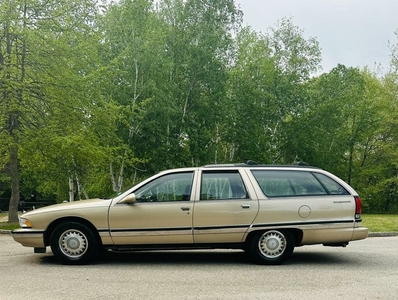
[
  {"x1": 1, "y1": 0, "x2": 101, "y2": 218},
  {"x1": 1, "y1": 0, "x2": 41, "y2": 221}
]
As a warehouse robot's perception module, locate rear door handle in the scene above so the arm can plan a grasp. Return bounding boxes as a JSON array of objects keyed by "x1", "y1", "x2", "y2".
[{"x1": 241, "y1": 204, "x2": 251, "y2": 209}]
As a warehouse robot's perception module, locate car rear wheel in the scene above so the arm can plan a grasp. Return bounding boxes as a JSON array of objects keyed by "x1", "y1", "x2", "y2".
[
  {"x1": 50, "y1": 222, "x2": 99, "y2": 265},
  {"x1": 249, "y1": 229, "x2": 295, "y2": 265}
]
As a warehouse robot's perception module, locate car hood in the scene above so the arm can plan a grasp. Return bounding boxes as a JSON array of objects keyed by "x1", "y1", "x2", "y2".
[{"x1": 20, "y1": 198, "x2": 111, "y2": 218}]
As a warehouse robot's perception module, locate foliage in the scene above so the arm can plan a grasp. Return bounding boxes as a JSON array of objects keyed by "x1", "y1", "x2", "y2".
[{"x1": 1, "y1": 1, "x2": 398, "y2": 217}]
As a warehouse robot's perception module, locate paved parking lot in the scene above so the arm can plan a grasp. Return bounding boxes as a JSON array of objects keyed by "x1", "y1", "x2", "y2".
[{"x1": 1, "y1": 234, "x2": 397, "y2": 300}]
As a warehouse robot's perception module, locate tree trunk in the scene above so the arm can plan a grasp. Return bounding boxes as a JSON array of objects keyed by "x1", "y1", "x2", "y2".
[
  {"x1": 8, "y1": 145, "x2": 20, "y2": 223},
  {"x1": 75, "y1": 173, "x2": 88, "y2": 200},
  {"x1": 69, "y1": 174, "x2": 74, "y2": 202},
  {"x1": 110, "y1": 156, "x2": 125, "y2": 193},
  {"x1": 5, "y1": 1, "x2": 27, "y2": 223}
]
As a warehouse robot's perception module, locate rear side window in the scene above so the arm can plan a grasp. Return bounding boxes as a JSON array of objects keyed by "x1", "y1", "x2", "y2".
[
  {"x1": 251, "y1": 170, "x2": 344, "y2": 197},
  {"x1": 201, "y1": 171, "x2": 248, "y2": 200}
]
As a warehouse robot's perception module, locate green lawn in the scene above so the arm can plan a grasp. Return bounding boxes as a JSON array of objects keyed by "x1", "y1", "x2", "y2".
[
  {"x1": 0, "y1": 222, "x2": 19, "y2": 231},
  {"x1": 362, "y1": 214, "x2": 398, "y2": 233},
  {"x1": 0, "y1": 212, "x2": 397, "y2": 232},
  {"x1": 0, "y1": 212, "x2": 19, "y2": 230}
]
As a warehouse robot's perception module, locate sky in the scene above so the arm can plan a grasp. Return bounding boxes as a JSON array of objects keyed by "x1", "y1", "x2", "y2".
[{"x1": 235, "y1": 0, "x2": 398, "y2": 75}]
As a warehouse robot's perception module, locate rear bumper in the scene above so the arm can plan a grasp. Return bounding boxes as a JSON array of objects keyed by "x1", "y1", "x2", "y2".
[
  {"x1": 11, "y1": 229, "x2": 45, "y2": 248},
  {"x1": 352, "y1": 227, "x2": 369, "y2": 241}
]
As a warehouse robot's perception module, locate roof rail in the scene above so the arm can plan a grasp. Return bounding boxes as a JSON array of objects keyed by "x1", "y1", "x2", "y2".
[{"x1": 202, "y1": 161, "x2": 317, "y2": 168}]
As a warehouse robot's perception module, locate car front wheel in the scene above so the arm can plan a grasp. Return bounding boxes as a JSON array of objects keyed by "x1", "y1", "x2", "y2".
[
  {"x1": 249, "y1": 229, "x2": 295, "y2": 265},
  {"x1": 50, "y1": 222, "x2": 99, "y2": 265}
]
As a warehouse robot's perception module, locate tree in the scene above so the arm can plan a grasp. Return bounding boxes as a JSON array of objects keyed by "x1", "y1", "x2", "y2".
[
  {"x1": 284, "y1": 65, "x2": 385, "y2": 186},
  {"x1": 226, "y1": 18, "x2": 322, "y2": 164},
  {"x1": 1, "y1": 0, "x2": 42, "y2": 222},
  {"x1": 20, "y1": 0, "x2": 109, "y2": 201},
  {"x1": 358, "y1": 31, "x2": 398, "y2": 212},
  {"x1": 156, "y1": 0, "x2": 242, "y2": 166},
  {"x1": 226, "y1": 27, "x2": 278, "y2": 163},
  {"x1": 96, "y1": 0, "x2": 166, "y2": 186},
  {"x1": 97, "y1": 0, "x2": 243, "y2": 177},
  {"x1": 0, "y1": 0, "x2": 101, "y2": 220}
]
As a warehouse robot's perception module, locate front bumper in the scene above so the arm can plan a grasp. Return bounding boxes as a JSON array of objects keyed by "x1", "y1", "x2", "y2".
[{"x1": 12, "y1": 229, "x2": 46, "y2": 248}]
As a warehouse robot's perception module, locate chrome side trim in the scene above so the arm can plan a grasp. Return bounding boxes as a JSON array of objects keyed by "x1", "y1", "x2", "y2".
[
  {"x1": 251, "y1": 219, "x2": 353, "y2": 229},
  {"x1": 111, "y1": 229, "x2": 193, "y2": 237}
]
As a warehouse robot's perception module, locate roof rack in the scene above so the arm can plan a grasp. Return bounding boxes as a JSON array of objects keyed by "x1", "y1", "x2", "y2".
[{"x1": 203, "y1": 161, "x2": 316, "y2": 168}]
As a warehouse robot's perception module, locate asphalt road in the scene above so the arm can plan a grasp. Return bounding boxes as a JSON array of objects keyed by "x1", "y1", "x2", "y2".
[{"x1": 1, "y1": 234, "x2": 397, "y2": 300}]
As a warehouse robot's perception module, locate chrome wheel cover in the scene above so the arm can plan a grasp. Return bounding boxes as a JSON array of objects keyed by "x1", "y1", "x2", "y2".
[
  {"x1": 258, "y1": 230, "x2": 286, "y2": 259},
  {"x1": 58, "y1": 229, "x2": 88, "y2": 259}
]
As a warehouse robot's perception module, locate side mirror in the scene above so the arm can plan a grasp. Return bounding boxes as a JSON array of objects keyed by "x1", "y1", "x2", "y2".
[{"x1": 119, "y1": 193, "x2": 137, "y2": 204}]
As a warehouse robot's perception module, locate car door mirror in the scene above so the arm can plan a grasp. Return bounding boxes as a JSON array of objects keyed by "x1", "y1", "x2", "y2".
[{"x1": 119, "y1": 193, "x2": 137, "y2": 204}]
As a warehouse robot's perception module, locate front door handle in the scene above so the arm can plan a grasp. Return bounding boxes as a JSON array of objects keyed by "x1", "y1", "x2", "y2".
[{"x1": 181, "y1": 207, "x2": 190, "y2": 211}]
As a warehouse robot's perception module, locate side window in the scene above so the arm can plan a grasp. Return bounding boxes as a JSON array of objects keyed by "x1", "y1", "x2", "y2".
[
  {"x1": 312, "y1": 173, "x2": 349, "y2": 195},
  {"x1": 134, "y1": 172, "x2": 193, "y2": 202},
  {"x1": 200, "y1": 171, "x2": 248, "y2": 200},
  {"x1": 251, "y1": 170, "x2": 328, "y2": 197}
]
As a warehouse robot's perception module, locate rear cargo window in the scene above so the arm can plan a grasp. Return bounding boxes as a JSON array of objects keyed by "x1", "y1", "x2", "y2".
[
  {"x1": 251, "y1": 170, "x2": 331, "y2": 197},
  {"x1": 312, "y1": 172, "x2": 349, "y2": 195}
]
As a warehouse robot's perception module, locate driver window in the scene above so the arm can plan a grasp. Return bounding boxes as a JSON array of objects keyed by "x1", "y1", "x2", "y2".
[{"x1": 134, "y1": 172, "x2": 193, "y2": 202}]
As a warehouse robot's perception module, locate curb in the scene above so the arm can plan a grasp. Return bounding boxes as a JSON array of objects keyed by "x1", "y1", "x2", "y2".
[{"x1": 368, "y1": 232, "x2": 398, "y2": 237}]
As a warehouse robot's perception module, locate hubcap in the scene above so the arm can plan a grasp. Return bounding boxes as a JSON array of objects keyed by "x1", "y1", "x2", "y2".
[
  {"x1": 258, "y1": 231, "x2": 286, "y2": 259},
  {"x1": 59, "y1": 229, "x2": 88, "y2": 258}
]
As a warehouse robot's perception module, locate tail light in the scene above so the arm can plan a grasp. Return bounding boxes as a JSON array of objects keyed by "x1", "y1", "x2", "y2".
[{"x1": 354, "y1": 196, "x2": 362, "y2": 221}]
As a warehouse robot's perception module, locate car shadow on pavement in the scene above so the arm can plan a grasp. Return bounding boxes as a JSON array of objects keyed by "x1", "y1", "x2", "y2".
[
  {"x1": 288, "y1": 248, "x2": 373, "y2": 268},
  {"x1": 97, "y1": 249, "x2": 250, "y2": 265}
]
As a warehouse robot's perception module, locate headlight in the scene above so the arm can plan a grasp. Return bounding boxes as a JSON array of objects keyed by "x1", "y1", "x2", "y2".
[{"x1": 19, "y1": 218, "x2": 32, "y2": 228}]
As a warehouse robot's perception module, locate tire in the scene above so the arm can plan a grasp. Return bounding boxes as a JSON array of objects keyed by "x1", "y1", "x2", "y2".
[
  {"x1": 50, "y1": 222, "x2": 99, "y2": 265},
  {"x1": 249, "y1": 229, "x2": 295, "y2": 265}
]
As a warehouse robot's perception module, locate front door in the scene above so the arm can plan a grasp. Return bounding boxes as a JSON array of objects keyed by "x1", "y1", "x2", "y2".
[{"x1": 108, "y1": 171, "x2": 194, "y2": 245}]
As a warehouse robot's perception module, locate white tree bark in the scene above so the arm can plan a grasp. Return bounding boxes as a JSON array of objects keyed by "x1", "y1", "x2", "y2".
[
  {"x1": 110, "y1": 159, "x2": 125, "y2": 193},
  {"x1": 75, "y1": 172, "x2": 88, "y2": 200},
  {"x1": 68, "y1": 174, "x2": 74, "y2": 202}
]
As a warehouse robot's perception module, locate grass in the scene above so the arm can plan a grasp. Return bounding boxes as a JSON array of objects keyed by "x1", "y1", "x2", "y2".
[
  {"x1": 0, "y1": 212, "x2": 397, "y2": 232},
  {"x1": 362, "y1": 214, "x2": 398, "y2": 233},
  {"x1": 0, "y1": 222, "x2": 19, "y2": 231},
  {"x1": 0, "y1": 212, "x2": 20, "y2": 231}
]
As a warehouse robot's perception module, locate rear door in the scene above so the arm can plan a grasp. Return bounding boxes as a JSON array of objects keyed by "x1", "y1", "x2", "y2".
[{"x1": 192, "y1": 169, "x2": 259, "y2": 243}]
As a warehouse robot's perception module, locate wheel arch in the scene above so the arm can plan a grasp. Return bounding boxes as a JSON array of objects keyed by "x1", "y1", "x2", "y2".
[
  {"x1": 44, "y1": 217, "x2": 102, "y2": 247},
  {"x1": 245, "y1": 228, "x2": 303, "y2": 246}
]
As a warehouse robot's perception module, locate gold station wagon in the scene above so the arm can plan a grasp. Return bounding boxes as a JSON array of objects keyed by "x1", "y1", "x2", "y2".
[{"x1": 12, "y1": 163, "x2": 368, "y2": 265}]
